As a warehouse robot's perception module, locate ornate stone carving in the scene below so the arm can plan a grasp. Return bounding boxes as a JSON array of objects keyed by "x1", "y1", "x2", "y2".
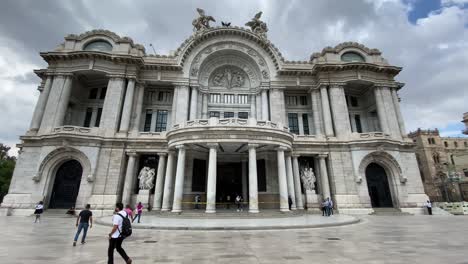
[
  {"x1": 138, "y1": 166, "x2": 155, "y2": 190},
  {"x1": 261, "y1": 70, "x2": 269, "y2": 79},
  {"x1": 191, "y1": 67, "x2": 199, "y2": 77},
  {"x1": 192, "y1": 8, "x2": 216, "y2": 32},
  {"x1": 245, "y1": 11, "x2": 268, "y2": 38},
  {"x1": 211, "y1": 67, "x2": 246, "y2": 89},
  {"x1": 300, "y1": 165, "x2": 316, "y2": 191}
]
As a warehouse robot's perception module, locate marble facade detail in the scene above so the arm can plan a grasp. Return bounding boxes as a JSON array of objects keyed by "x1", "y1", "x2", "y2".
[{"x1": 1, "y1": 14, "x2": 428, "y2": 216}]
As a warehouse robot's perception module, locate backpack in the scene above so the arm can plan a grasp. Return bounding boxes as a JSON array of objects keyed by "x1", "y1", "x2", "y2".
[{"x1": 117, "y1": 213, "x2": 132, "y2": 238}]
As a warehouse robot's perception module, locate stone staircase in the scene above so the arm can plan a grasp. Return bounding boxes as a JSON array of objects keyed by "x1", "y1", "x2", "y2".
[
  {"x1": 145, "y1": 209, "x2": 306, "y2": 218},
  {"x1": 432, "y1": 206, "x2": 453, "y2": 216},
  {"x1": 43, "y1": 209, "x2": 78, "y2": 218},
  {"x1": 369, "y1": 208, "x2": 412, "y2": 216}
]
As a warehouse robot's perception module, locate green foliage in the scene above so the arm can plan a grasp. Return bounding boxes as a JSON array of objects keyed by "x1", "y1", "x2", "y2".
[{"x1": 0, "y1": 144, "x2": 16, "y2": 203}]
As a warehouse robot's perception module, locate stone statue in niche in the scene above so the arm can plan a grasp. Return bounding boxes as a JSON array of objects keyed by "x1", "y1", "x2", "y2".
[
  {"x1": 212, "y1": 67, "x2": 245, "y2": 89},
  {"x1": 245, "y1": 11, "x2": 268, "y2": 38},
  {"x1": 138, "y1": 166, "x2": 155, "y2": 190},
  {"x1": 192, "y1": 8, "x2": 216, "y2": 31},
  {"x1": 300, "y1": 165, "x2": 316, "y2": 191}
]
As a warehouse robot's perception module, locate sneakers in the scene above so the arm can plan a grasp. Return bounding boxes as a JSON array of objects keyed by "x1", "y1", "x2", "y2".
[
  {"x1": 81, "y1": 241, "x2": 86, "y2": 245},
  {"x1": 73, "y1": 241, "x2": 76, "y2": 247}
]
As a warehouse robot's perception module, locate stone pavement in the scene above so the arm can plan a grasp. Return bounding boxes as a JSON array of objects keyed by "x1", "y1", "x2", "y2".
[
  {"x1": 1, "y1": 215, "x2": 467, "y2": 264},
  {"x1": 95, "y1": 212, "x2": 359, "y2": 230}
]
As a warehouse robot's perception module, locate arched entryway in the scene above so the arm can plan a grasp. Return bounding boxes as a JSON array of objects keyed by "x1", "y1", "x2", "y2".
[
  {"x1": 49, "y1": 160, "x2": 83, "y2": 209},
  {"x1": 365, "y1": 163, "x2": 393, "y2": 208}
]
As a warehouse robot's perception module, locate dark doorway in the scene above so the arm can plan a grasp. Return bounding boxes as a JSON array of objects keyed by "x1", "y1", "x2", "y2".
[
  {"x1": 365, "y1": 163, "x2": 393, "y2": 208},
  {"x1": 49, "y1": 160, "x2": 83, "y2": 209},
  {"x1": 217, "y1": 162, "x2": 243, "y2": 207}
]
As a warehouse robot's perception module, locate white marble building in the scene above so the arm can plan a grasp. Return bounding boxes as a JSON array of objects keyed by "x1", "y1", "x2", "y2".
[{"x1": 1, "y1": 12, "x2": 428, "y2": 216}]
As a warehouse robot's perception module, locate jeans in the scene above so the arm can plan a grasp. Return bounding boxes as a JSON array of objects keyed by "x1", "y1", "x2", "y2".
[
  {"x1": 133, "y1": 212, "x2": 141, "y2": 223},
  {"x1": 74, "y1": 223, "x2": 89, "y2": 242},
  {"x1": 108, "y1": 237, "x2": 129, "y2": 264}
]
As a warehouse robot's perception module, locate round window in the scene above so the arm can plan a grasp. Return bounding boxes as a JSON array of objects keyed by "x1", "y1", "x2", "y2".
[
  {"x1": 83, "y1": 40, "x2": 113, "y2": 52},
  {"x1": 341, "y1": 52, "x2": 365, "y2": 62}
]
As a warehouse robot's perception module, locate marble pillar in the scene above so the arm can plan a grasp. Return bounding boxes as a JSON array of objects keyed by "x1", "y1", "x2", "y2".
[
  {"x1": 174, "y1": 85, "x2": 190, "y2": 124},
  {"x1": 119, "y1": 78, "x2": 136, "y2": 132},
  {"x1": 100, "y1": 76, "x2": 126, "y2": 136},
  {"x1": 320, "y1": 86, "x2": 334, "y2": 137},
  {"x1": 30, "y1": 75, "x2": 53, "y2": 131},
  {"x1": 250, "y1": 94, "x2": 256, "y2": 119},
  {"x1": 292, "y1": 155, "x2": 304, "y2": 209},
  {"x1": 53, "y1": 75, "x2": 73, "y2": 127},
  {"x1": 310, "y1": 89, "x2": 323, "y2": 136},
  {"x1": 189, "y1": 86, "x2": 198, "y2": 120},
  {"x1": 122, "y1": 152, "x2": 137, "y2": 206},
  {"x1": 329, "y1": 84, "x2": 352, "y2": 139},
  {"x1": 270, "y1": 88, "x2": 286, "y2": 126},
  {"x1": 202, "y1": 93, "x2": 208, "y2": 119},
  {"x1": 277, "y1": 147, "x2": 289, "y2": 212},
  {"x1": 261, "y1": 89, "x2": 269, "y2": 121},
  {"x1": 318, "y1": 155, "x2": 331, "y2": 200},
  {"x1": 172, "y1": 145, "x2": 186, "y2": 213},
  {"x1": 374, "y1": 87, "x2": 390, "y2": 133},
  {"x1": 132, "y1": 83, "x2": 145, "y2": 133},
  {"x1": 391, "y1": 88, "x2": 407, "y2": 137},
  {"x1": 248, "y1": 144, "x2": 259, "y2": 213},
  {"x1": 206, "y1": 143, "x2": 218, "y2": 213},
  {"x1": 161, "y1": 151, "x2": 176, "y2": 211},
  {"x1": 285, "y1": 154, "x2": 297, "y2": 210},
  {"x1": 152, "y1": 153, "x2": 167, "y2": 210}
]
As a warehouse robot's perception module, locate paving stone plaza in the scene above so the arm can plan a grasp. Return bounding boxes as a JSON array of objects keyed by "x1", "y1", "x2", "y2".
[{"x1": 1, "y1": 214, "x2": 466, "y2": 264}]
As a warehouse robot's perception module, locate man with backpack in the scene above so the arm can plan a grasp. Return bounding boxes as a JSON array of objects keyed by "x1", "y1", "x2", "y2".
[{"x1": 108, "y1": 202, "x2": 132, "y2": 264}]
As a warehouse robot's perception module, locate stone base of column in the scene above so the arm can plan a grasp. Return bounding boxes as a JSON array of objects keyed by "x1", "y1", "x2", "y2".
[
  {"x1": 172, "y1": 209, "x2": 182, "y2": 213},
  {"x1": 161, "y1": 208, "x2": 171, "y2": 212},
  {"x1": 135, "y1": 190, "x2": 151, "y2": 209},
  {"x1": 249, "y1": 209, "x2": 259, "y2": 213},
  {"x1": 280, "y1": 208, "x2": 290, "y2": 212},
  {"x1": 205, "y1": 209, "x2": 216, "y2": 214}
]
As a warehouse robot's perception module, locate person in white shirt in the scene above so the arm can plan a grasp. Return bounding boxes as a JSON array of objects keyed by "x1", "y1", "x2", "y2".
[
  {"x1": 33, "y1": 201, "x2": 44, "y2": 223},
  {"x1": 107, "y1": 202, "x2": 132, "y2": 264},
  {"x1": 425, "y1": 200, "x2": 432, "y2": 215}
]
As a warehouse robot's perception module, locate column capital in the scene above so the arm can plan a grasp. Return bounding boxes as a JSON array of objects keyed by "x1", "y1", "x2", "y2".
[
  {"x1": 276, "y1": 146, "x2": 288, "y2": 151},
  {"x1": 175, "y1": 144, "x2": 186, "y2": 150},
  {"x1": 207, "y1": 143, "x2": 219, "y2": 149},
  {"x1": 106, "y1": 74, "x2": 126, "y2": 80},
  {"x1": 54, "y1": 72, "x2": 74, "y2": 78},
  {"x1": 291, "y1": 154, "x2": 300, "y2": 158},
  {"x1": 248, "y1": 143, "x2": 259, "y2": 149},
  {"x1": 318, "y1": 154, "x2": 328, "y2": 159},
  {"x1": 127, "y1": 151, "x2": 138, "y2": 157},
  {"x1": 157, "y1": 152, "x2": 168, "y2": 157}
]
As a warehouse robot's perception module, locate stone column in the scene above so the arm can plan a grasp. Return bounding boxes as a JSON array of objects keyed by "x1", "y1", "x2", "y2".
[
  {"x1": 152, "y1": 153, "x2": 167, "y2": 210},
  {"x1": 381, "y1": 87, "x2": 403, "y2": 139},
  {"x1": 202, "y1": 93, "x2": 209, "y2": 119},
  {"x1": 256, "y1": 94, "x2": 262, "y2": 119},
  {"x1": 174, "y1": 85, "x2": 190, "y2": 124},
  {"x1": 318, "y1": 155, "x2": 331, "y2": 200},
  {"x1": 122, "y1": 152, "x2": 137, "y2": 206},
  {"x1": 171, "y1": 87, "x2": 179, "y2": 125},
  {"x1": 277, "y1": 146, "x2": 289, "y2": 212},
  {"x1": 132, "y1": 83, "x2": 145, "y2": 133},
  {"x1": 261, "y1": 89, "x2": 269, "y2": 121},
  {"x1": 285, "y1": 154, "x2": 297, "y2": 210},
  {"x1": 53, "y1": 75, "x2": 73, "y2": 127},
  {"x1": 100, "y1": 76, "x2": 126, "y2": 136},
  {"x1": 30, "y1": 75, "x2": 53, "y2": 131},
  {"x1": 119, "y1": 78, "x2": 136, "y2": 132},
  {"x1": 391, "y1": 88, "x2": 407, "y2": 137},
  {"x1": 248, "y1": 144, "x2": 259, "y2": 213},
  {"x1": 329, "y1": 84, "x2": 352, "y2": 139},
  {"x1": 311, "y1": 89, "x2": 323, "y2": 136},
  {"x1": 189, "y1": 86, "x2": 198, "y2": 120},
  {"x1": 39, "y1": 74, "x2": 72, "y2": 133},
  {"x1": 320, "y1": 86, "x2": 334, "y2": 137},
  {"x1": 206, "y1": 143, "x2": 218, "y2": 213},
  {"x1": 270, "y1": 88, "x2": 286, "y2": 125},
  {"x1": 161, "y1": 151, "x2": 176, "y2": 211},
  {"x1": 250, "y1": 94, "x2": 257, "y2": 119},
  {"x1": 374, "y1": 87, "x2": 389, "y2": 133},
  {"x1": 292, "y1": 155, "x2": 304, "y2": 209},
  {"x1": 172, "y1": 145, "x2": 186, "y2": 213}
]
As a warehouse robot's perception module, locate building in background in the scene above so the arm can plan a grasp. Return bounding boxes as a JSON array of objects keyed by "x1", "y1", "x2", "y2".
[
  {"x1": 1, "y1": 11, "x2": 428, "y2": 216},
  {"x1": 408, "y1": 128, "x2": 468, "y2": 202},
  {"x1": 462, "y1": 112, "x2": 468, "y2": 135}
]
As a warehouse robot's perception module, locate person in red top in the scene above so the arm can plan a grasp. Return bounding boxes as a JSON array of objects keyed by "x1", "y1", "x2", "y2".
[
  {"x1": 124, "y1": 204, "x2": 133, "y2": 220},
  {"x1": 132, "y1": 202, "x2": 143, "y2": 223}
]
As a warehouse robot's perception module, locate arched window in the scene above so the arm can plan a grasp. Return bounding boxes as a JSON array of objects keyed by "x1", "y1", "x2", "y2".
[
  {"x1": 83, "y1": 40, "x2": 113, "y2": 52},
  {"x1": 341, "y1": 52, "x2": 365, "y2": 62}
]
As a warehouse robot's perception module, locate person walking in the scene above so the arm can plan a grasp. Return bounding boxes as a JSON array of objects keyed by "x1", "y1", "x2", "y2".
[
  {"x1": 132, "y1": 202, "x2": 143, "y2": 223},
  {"x1": 33, "y1": 201, "x2": 44, "y2": 223},
  {"x1": 425, "y1": 200, "x2": 433, "y2": 215},
  {"x1": 328, "y1": 198, "x2": 334, "y2": 216},
  {"x1": 73, "y1": 204, "x2": 93, "y2": 246},
  {"x1": 322, "y1": 198, "x2": 330, "y2": 217},
  {"x1": 288, "y1": 195, "x2": 293, "y2": 211},
  {"x1": 194, "y1": 194, "x2": 201, "y2": 209},
  {"x1": 108, "y1": 202, "x2": 132, "y2": 264},
  {"x1": 235, "y1": 195, "x2": 243, "y2": 212},
  {"x1": 124, "y1": 204, "x2": 134, "y2": 220}
]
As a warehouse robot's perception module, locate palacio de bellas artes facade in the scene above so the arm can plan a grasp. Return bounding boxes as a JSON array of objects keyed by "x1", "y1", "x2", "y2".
[{"x1": 1, "y1": 9, "x2": 428, "y2": 217}]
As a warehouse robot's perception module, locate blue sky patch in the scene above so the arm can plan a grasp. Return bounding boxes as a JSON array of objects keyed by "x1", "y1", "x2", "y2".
[{"x1": 405, "y1": 0, "x2": 442, "y2": 24}]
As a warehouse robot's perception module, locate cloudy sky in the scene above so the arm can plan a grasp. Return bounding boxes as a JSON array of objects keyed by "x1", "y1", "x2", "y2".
[{"x1": 0, "y1": 0, "x2": 467, "y2": 155}]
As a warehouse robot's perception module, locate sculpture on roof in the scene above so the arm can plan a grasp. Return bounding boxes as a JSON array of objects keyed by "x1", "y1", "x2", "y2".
[
  {"x1": 245, "y1": 11, "x2": 268, "y2": 38},
  {"x1": 192, "y1": 8, "x2": 216, "y2": 31}
]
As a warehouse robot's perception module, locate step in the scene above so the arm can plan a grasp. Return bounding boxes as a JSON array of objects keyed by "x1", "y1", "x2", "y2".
[{"x1": 370, "y1": 208, "x2": 412, "y2": 216}]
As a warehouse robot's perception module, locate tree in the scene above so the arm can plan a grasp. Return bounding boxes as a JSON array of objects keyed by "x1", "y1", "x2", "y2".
[{"x1": 0, "y1": 144, "x2": 16, "y2": 203}]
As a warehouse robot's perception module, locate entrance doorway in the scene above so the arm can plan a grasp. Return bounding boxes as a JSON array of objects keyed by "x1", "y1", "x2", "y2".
[
  {"x1": 365, "y1": 163, "x2": 393, "y2": 208},
  {"x1": 216, "y1": 162, "x2": 243, "y2": 208},
  {"x1": 49, "y1": 160, "x2": 83, "y2": 209}
]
